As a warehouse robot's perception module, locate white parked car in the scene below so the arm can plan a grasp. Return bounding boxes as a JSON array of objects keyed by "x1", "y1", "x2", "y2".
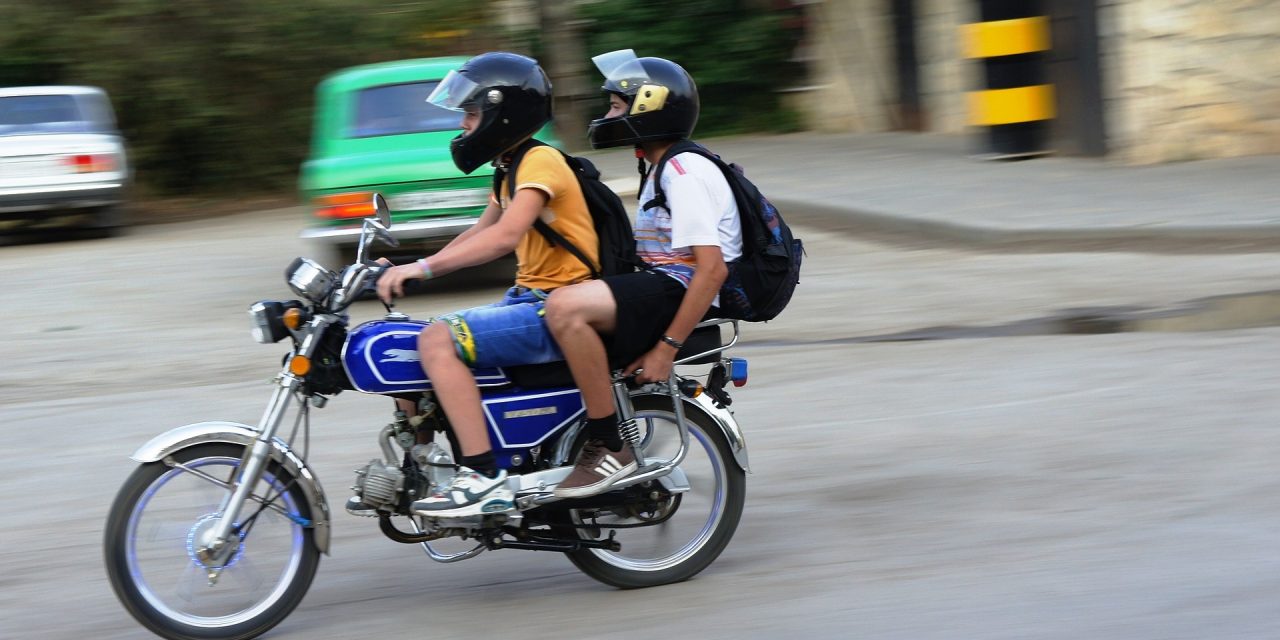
[{"x1": 0, "y1": 85, "x2": 129, "y2": 236}]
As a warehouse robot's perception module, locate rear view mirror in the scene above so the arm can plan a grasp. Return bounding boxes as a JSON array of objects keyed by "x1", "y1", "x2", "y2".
[
  {"x1": 372, "y1": 193, "x2": 391, "y2": 228},
  {"x1": 356, "y1": 193, "x2": 399, "y2": 265}
]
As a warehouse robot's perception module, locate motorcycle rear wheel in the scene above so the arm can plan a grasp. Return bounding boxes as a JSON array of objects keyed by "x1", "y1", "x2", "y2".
[
  {"x1": 563, "y1": 397, "x2": 745, "y2": 589},
  {"x1": 103, "y1": 443, "x2": 320, "y2": 640}
]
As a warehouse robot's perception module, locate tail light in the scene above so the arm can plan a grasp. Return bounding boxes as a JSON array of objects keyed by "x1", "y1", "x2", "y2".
[
  {"x1": 314, "y1": 192, "x2": 375, "y2": 219},
  {"x1": 65, "y1": 153, "x2": 117, "y2": 173},
  {"x1": 729, "y1": 357, "x2": 748, "y2": 387}
]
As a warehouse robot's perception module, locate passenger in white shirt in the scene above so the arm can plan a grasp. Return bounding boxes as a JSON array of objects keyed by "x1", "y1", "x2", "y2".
[{"x1": 545, "y1": 50, "x2": 742, "y2": 499}]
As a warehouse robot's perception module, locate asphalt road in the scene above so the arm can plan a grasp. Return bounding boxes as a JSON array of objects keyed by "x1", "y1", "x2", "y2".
[{"x1": 2, "y1": 210, "x2": 1278, "y2": 639}]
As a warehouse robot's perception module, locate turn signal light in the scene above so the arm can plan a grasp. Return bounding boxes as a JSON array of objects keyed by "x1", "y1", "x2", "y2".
[
  {"x1": 289, "y1": 354, "x2": 311, "y2": 376},
  {"x1": 677, "y1": 379, "x2": 703, "y2": 398},
  {"x1": 314, "y1": 192, "x2": 375, "y2": 219},
  {"x1": 282, "y1": 308, "x2": 307, "y2": 330}
]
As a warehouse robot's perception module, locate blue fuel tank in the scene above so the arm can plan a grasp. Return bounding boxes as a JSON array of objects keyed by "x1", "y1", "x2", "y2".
[{"x1": 341, "y1": 319, "x2": 511, "y2": 394}]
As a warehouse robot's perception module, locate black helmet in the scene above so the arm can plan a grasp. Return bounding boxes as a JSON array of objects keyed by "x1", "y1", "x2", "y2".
[
  {"x1": 427, "y1": 52, "x2": 553, "y2": 174},
  {"x1": 587, "y1": 50, "x2": 699, "y2": 149}
]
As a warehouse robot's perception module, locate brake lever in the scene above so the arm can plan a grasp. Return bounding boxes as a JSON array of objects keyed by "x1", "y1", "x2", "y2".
[{"x1": 360, "y1": 264, "x2": 395, "y2": 312}]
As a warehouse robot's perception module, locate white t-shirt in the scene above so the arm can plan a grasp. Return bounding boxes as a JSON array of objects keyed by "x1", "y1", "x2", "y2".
[{"x1": 636, "y1": 151, "x2": 743, "y2": 287}]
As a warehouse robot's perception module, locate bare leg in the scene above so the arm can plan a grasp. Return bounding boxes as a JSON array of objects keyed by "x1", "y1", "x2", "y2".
[
  {"x1": 418, "y1": 322, "x2": 490, "y2": 457},
  {"x1": 545, "y1": 281, "x2": 619, "y2": 419}
]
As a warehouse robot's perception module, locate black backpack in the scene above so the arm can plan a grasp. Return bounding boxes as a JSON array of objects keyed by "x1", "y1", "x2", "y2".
[
  {"x1": 643, "y1": 140, "x2": 803, "y2": 322},
  {"x1": 493, "y1": 140, "x2": 640, "y2": 279}
]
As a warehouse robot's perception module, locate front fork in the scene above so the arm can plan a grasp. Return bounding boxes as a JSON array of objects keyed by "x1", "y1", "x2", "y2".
[{"x1": 199, "y1": 319, "x2": 327, "y2": 565}]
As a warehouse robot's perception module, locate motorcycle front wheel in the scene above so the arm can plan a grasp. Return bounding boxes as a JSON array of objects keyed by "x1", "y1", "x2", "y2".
[
  {"x1": 563, "y1": 396, "x2": 746, "y2": 589},
  {"x1": 104, "y1": 443, "x2": 320, "y2": 640}
]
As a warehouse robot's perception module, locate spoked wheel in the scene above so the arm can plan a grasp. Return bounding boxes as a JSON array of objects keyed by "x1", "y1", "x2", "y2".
[
  {"x1": 104, "y1": 443, "x2": 320, "y2": 640},
  {"x1": 563, "y1": 396, "x2": 745, "y2": 588}
]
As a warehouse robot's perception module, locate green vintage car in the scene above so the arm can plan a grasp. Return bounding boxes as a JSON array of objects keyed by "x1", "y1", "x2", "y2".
[{"x1": 299, "y1": 57, "x2": 556, "y2": 261}]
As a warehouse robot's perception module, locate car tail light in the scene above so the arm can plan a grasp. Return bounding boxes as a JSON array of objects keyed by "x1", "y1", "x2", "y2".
[
  {"x1": 314, "y1": 192, "x2": 376, "y2": 219},
  {"x1": 66, "y1": 153, "x2": 117, "y2": 173}
]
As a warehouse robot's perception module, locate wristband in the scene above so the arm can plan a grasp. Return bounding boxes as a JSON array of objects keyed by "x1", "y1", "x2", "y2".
[
  {"x1": 661, "y1": 335, "x2": 684, "y2": 350},
  {"x1": 417, "y1": 258, "x2": 434, "y2": 280}
]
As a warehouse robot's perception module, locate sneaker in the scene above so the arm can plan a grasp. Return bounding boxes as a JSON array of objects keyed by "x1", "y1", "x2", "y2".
[
  {"x1": 345, "y1": 496, "x2": 381, "y2": 517},
  {"x1": 411, "y1": 467, "x2": 514, "y2": 517},
  {"x1": 553, "y1": 440, "x2": 639, "y2": 499}
]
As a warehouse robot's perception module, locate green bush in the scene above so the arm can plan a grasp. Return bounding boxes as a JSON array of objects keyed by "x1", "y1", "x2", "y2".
[
  {"x1": 0, "y1": 0, "x2": 492, "y2": 195},
  {"x1": 0, "y1": 0, "x2": 802, "y2": 196},
  {"x1": 578, "y1": 0, "x2": 804, "y2": 138}
]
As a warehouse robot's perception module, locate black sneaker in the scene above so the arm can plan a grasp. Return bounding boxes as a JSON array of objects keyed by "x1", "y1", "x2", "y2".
[{"x1": 345, "y1": 496, "x2": 381, "y2": 517}]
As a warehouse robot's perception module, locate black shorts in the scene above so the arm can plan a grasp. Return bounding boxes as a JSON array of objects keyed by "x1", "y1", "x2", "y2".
[{"x1": 603, "y1": 270, "x2": 686, "y2": 366}]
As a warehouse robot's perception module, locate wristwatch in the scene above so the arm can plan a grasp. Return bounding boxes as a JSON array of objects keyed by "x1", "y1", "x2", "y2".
[{"x1": 661, "y1": 335, "x2": 684, "y2": 350}]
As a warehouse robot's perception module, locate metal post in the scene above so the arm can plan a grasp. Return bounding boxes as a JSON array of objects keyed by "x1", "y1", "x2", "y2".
[{"x1": 962, "y1": 0, "x2": 1055, "y2": 158}]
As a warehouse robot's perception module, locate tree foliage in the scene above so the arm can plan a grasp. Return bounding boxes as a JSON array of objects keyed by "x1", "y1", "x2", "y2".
[
  {"x1": 578, "y1": 0, "x2": 805, "y2": 138},
  {"x1": 0, "y1": 0, "x2": 494, "y2": 194},
  {"x1": 0, "y1": 0, "x2": 802, "y2": 196}
]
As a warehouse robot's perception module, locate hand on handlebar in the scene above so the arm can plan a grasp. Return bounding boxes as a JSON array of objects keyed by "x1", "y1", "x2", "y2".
[{"x1": 374, "y1": 259, "x2": 425, "y2": 304}]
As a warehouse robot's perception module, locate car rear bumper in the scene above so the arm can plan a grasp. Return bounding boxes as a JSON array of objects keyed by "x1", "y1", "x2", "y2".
[
  {"x1": 0, "y1": 182, "x2": 124, "y2": 213},
  {"x1": 299, "y1": 214, "x2": 478, "y2": 242}
]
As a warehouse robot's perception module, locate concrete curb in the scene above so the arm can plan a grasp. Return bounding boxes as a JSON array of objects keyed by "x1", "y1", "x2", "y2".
[
  {"x1": 809, "y1": 291, "x2": 1280, "y2": 342},
  {"x1": 603, "y1": 180, "x2": 1280, "y2": 253},
  {"x1": 775, "y1": 198, "x2": 1280, "y2": 253}
]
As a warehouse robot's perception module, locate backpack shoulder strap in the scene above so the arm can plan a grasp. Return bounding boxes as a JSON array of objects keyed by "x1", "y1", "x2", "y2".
[
  {"x1": 640, "y1": 141, "x2": 770, "y2": 253},
  {"x1": 533, "y1": 218, "x2": 599, "y2": 279},
  {"x1": 491, "y1": 138, "x2": 550, "y2": 202},
  {"x1": 640, "y1": 139, "x2": 704, "y2": 212},
  {"x1": 506, "y1": 141, "x2": 601, "y2": 279}
]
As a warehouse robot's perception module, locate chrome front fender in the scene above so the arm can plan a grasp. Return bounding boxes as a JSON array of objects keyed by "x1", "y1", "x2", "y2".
[{"x1": 131, "y1": 421, "x2": 332, "y2": 554}]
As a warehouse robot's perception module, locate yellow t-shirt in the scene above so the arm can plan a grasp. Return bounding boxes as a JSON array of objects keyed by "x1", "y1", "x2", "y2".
[{"x1": 497, "y1": 145, "x2": 599, "y2": 291}]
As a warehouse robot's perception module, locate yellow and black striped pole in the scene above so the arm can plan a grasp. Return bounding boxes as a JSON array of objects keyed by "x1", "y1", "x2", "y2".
[{"x1": 962, "y1": 1, "x2": 1054, "y2": 158}]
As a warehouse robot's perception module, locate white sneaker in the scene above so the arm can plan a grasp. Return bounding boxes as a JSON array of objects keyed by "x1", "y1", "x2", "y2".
[{"x1": 411, "y1": 466, "x2": 514, "y2": 517}]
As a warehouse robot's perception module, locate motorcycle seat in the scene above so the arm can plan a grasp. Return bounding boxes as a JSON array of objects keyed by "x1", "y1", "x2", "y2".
[{"x1": 503, "y1": 324, "x2": 726, "y2": 389}]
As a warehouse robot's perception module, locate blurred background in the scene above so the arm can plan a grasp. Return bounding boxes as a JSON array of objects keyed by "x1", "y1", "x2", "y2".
[
  {"x1": 4, "y1": 0, "x2": 1275, "y2": 209},
  {"x1": 0, "y1": 0, "x2": 808, "y2": 205},
  {"x1": 4, "y1": 4, "x2": 1280, "y2": 639}
]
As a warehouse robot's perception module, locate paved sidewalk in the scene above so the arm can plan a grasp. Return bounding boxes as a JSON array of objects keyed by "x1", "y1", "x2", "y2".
[{"x1": 587, "y1": 132, "x2": 1280, "y2": 251}]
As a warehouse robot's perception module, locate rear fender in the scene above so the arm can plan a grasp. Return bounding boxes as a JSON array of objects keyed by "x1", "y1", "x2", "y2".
[
  {"x1": 631, "y1": 392, "x2": 751, "y2": 473},
  {"x1": 131, "y1": 421, "x2": 332, "y2": 554}
]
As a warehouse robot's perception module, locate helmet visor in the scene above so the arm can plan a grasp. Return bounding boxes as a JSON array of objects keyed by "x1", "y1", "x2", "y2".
[
  {"x1": 426, "y1": 70, "x2": 481, "y2": 111},
  {"x1": 591, "y1": 49, "x2": 651, "y2": 94}
]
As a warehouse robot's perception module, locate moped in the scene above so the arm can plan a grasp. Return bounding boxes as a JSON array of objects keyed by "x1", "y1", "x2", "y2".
[{"x1": 104, "y1": 195, "x2": 750, "y2": 639}]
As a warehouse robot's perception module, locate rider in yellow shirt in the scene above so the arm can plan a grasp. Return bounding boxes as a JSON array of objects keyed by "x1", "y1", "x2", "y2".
[{"x1": 374, "y1": 52, "x2": 598, "y2": 517}]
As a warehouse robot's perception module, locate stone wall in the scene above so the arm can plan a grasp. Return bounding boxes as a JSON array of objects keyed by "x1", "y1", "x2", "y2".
[
  {"x1": 798, "y1": 0, "x2": 895, "y2": 132},
  {"x1": 802, "y1": 0, "x2": 1280, "y2": 163},
  {"x1": 1104, "y1": 0, "x2": 1280, "y2": 163},
  {"x1": 917, "y1": 0, "x2": 976, "y2": 134},
  {"x1": 798, "y1": 0, "x2": 977, "y2": 135}
]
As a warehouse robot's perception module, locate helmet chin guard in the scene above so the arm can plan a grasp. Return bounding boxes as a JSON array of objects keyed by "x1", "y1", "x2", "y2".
[{"x1": 586, "y1": 50, "x2": 699, "y2": 150}]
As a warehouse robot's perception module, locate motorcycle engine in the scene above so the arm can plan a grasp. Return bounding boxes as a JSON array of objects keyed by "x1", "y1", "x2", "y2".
[{"x1": 353, "y1": 460, "x2": 404, "y2": 510}]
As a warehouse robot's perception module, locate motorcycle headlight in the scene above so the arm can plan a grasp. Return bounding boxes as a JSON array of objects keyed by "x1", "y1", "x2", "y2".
[
  {"x1": 286, "y1": 257, "x2": 336, "y2": 303},
  {"x1": 248, "y1": 300, "x2": 303, "y2": 344}
]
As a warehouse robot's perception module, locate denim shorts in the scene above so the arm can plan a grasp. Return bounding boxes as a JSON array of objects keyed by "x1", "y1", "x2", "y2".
[{"x1": 433, "y1": 287, "x2": 563, "y2": 368}]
